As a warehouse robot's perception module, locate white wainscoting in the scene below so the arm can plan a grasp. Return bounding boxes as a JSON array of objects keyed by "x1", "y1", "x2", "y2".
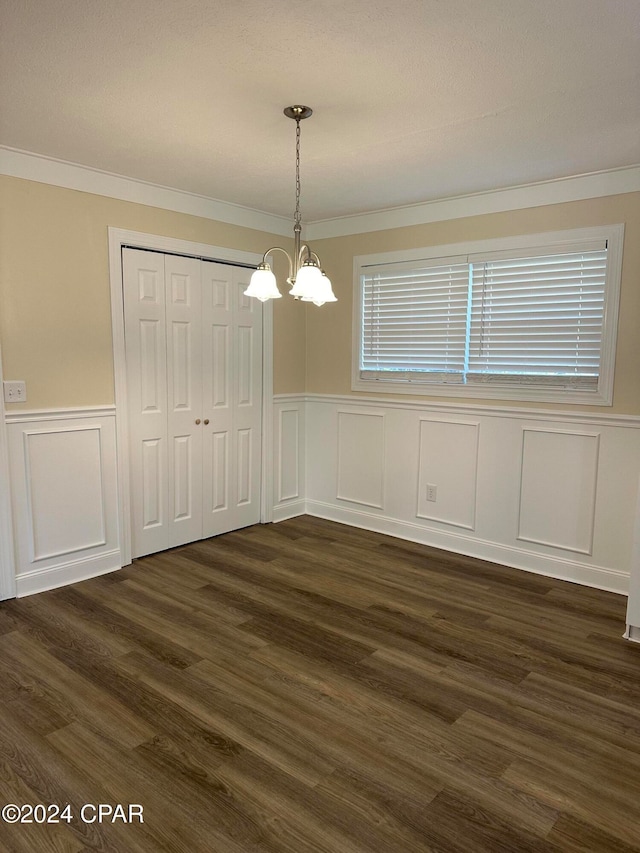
[
  {"x1": 276, "y1": 394, "x2": 640, "y2": 595},
  {"x1": 8, "y1": 399, "x2": 640, "y2": 601},
  {"x1": 6, "y1": 408, "x2": 121, "y2": 596}
]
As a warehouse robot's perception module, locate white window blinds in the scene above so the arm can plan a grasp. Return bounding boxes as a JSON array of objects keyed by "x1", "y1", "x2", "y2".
[
  {"x1": 359, "y1": 242, "x2": 608, "y2": 390},
  {"x1": 467, "y1": 247, "x2": 607, "y2": 388},
  {"x1": 361, "y1": 260, "x2": 469, "y2": 382}
]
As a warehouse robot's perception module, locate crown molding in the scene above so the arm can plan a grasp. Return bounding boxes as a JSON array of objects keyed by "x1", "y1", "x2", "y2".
[
  {"x1": 305, "y1": 165, "x2": 640, "y2": 240},
  {"x1": 0, "y1": 146, "x2": 293, "y2": 238},
  {"x1": 1, "y1": 145, "x2": 638, "y2": 241}
]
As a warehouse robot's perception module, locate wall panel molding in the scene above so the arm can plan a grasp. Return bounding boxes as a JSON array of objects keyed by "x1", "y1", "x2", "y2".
[
  {"x1": 416, "y1": 418, "x2": 479, "y2": 530},
  {"x1": 518, "y1": 428, "x2": 600, "y2": 555},
  {"x1": 278, "y1": 408, "x2": 301, "y2": 502},
  {"x1": 337, "y1": 411, "x2": 385, "y2": 508},
  {"x1": 23, "y1": 425, "x2": 107, "y2": 561},
  {"x1": 7, "y1": 411, "x2": 121, "y2": 596},
  {"x1": 272, "y1": 398, "x2": 305, "y2": 518}
]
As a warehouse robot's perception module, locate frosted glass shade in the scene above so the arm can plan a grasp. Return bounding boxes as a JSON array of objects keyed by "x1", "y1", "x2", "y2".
[
  {"x1": 290, "y1": 261, "x2": 323, "y2": 299},
  {"x1": 301, "y1": 271, "x2": 338, "y2": 306},
  {"x1": 244, "y1": 265, "x2": 282, "y2": 301}
]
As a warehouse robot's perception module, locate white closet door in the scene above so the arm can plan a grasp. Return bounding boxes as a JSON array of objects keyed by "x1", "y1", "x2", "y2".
[
  {"x1": 201, "y1": 262, "x2": 262, "y2": 537},
  {"x1": 165, "y1": 253, "x2": 204, "y2": 548},
  {"x1": 123, "y1": 249, "x2": 170, "y2": 557},
  {"x1": 124, "y1": 249, "x2": 263, "y2": 559}
]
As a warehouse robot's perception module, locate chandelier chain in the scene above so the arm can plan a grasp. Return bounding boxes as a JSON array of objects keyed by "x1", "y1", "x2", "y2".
[{"x1": 295, "y1": 118, "x2": 301, "y2": 229}]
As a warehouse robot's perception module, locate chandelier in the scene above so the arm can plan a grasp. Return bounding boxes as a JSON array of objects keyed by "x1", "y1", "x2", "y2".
[{"x1": 244, "y1": 106, "x2": 337, "y2": 307}]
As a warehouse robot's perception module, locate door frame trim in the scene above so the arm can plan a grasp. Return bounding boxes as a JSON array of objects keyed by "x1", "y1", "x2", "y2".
[
  {"x1": 0, "y1": 339, "x2": 17, "y2": 599},
  {"x1": 108, "y1": 228, "x2": 271, "y2": 566}
]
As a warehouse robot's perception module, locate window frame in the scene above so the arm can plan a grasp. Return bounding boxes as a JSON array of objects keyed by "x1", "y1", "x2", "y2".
[{"x1": 352, "y1": 225, "x2": 624, "y2": 405}]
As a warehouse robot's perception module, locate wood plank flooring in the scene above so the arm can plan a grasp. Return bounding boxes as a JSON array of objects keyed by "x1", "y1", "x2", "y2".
[{"x1": 0, "y1": 515, "x2": 639, "y2": 852}]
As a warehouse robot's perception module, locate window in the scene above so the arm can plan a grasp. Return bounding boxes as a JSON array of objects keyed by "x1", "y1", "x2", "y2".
[{"x1": 353, "y1": 226, "x2": 623, "y2": 404}]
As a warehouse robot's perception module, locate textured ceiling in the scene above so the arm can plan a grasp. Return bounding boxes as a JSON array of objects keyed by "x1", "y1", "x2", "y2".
[{"x1": 1, "y1": 0, "x2": 639, "y2": 221}]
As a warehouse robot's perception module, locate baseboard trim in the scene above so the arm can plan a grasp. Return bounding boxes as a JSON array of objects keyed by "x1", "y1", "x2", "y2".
[
  {"x1": 16, "y1": 549, "x2": 122, "y2": 597},
  {"x1": 624, "y1": 625, "x2": 640, "y2": 643},
  {"x1": 272, "y1": 501, "x2": 307, "y2": 523},
  {"x1": 305, "y1": 500, "x2": 629, "y2": 595}
]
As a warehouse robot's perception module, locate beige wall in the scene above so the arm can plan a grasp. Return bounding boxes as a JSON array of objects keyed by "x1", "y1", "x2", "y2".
[
  {"x1": 308, "y1": 192, "x2": 640, "y2": 414},
  {"x1": 0, "y1": 176, "x2": 305, "y2": 408},
  {"x1": 2, "y1": 178, "x2": 638, "y2": 414}
]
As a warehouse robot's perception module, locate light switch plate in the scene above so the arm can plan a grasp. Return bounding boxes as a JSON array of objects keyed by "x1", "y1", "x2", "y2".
[{"x1": 3, "y1": 380, "x2": 27, "y2": 403}]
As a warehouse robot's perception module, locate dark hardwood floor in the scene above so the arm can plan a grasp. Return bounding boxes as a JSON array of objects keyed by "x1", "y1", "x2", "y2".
[{"x1": 0, "y1": 515, "x2": 639, "y2": 852}]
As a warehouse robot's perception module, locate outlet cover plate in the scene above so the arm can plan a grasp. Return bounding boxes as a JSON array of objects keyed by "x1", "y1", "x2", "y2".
[{"x1": 3, "y1": 381, "x2": 26, "y2": 403}]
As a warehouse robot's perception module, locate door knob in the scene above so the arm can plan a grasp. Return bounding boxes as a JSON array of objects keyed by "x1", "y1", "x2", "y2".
[
  {"x1": 204, "y1": 419, "x2": 210, "y2": 425},
  {"x1": 195, "y1": 419, "x2": 201, "y2": 425}
]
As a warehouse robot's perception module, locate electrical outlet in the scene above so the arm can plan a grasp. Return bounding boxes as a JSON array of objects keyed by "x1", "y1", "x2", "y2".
[
  {"x1": 3, "y1": 380, "x2": 27, "y2": 403},
  {"x1": 426, "y1": 483, "x2": 437, "y2": 502}
]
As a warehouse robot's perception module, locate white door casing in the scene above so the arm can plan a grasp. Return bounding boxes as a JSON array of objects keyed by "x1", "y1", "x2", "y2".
[
  {"x1": 110, "y1": 228, "x2": 273, "y2": 566},
  {"x1": 0, "y1": 339, "x2": 17, "y2": 599}
]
